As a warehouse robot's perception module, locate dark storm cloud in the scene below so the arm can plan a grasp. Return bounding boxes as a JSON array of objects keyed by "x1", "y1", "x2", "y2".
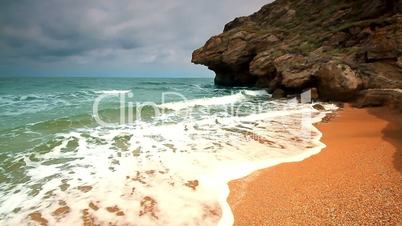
[
  {"x1": 0, "y1": 0, "x2": 271, "y2": 76},
  {"x1": 0, "y1": 0, "x2": 142, "y2": 59}
]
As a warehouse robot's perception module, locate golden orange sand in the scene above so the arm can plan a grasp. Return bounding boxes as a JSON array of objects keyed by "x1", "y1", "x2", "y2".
[{"x1": 228, "y1": 105, "x2": 402, "y2": 225}]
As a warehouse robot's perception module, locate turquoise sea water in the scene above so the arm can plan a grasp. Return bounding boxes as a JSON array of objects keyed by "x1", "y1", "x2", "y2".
[
  {"x1": 0, "y1": 77, "x2": 335, "y2": 225},
  {"x1": 0, "y1": 77, "x2": 219, "y2": 152}
]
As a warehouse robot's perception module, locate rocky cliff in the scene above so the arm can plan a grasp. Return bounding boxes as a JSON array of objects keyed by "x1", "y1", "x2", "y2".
[{"x1": 192, "y1": 0, "x2": 402, "y2": 110}]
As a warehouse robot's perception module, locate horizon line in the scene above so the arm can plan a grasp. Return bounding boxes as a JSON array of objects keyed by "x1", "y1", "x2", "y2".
[{"x1": 0, "y1": 75, "x2": 214, "y2": 79}]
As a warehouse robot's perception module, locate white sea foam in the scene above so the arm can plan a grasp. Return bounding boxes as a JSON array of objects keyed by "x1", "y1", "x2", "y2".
[
  {"x1": 159, "y1": 91, "x2": 252, "y2": 110},
  {"x1": 0, "y1": 92, "x2": 337, "y2": 226},
  {"x1": 95, "y1": 90, "x2": 131, "y2": 95},
  {"x1": 243, "y1": 90, "x2": 269, "y2": 97}
]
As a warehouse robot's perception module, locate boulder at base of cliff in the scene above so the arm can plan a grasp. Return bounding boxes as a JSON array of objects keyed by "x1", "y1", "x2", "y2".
[
  {"x1": 310, "y1": 87, "x2": 319, "y2": 100},
  {"x1": 274, "y1": 54, "x2": 316, "y2": 90},
  {"x1": 316, "y1": 61, "x2": 363, "y2": 101},
  {"x1": 397, "y1": 57, "x2": 402, "y2": 68},
  {"x1": 353, "y1": 89, "x2": 402, "y2": 112},
  {"x1": 272, "y1": 89, "x2": 286, "y2": 99}
]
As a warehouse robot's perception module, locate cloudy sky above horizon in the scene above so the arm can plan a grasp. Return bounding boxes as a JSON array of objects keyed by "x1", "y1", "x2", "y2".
[{"x1": 0, "y1": 0, "x2": 271, "y2": 77}]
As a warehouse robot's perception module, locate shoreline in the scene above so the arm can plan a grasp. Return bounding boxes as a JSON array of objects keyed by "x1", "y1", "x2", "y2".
[
  {"x1": 216, "y1": 104, "x2": 335, "y2": 226},
  {"x1": 227, "y1": 105, "x2": 402, "y2": 225}
]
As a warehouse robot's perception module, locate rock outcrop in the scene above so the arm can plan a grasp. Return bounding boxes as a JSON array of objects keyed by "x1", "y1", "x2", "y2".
[
  {"x1": 192, "y1": 0, "x2": 402, "y2": 110},
  {"x1": 354, "y1": 89, "x2": 402, "y2": 111}
]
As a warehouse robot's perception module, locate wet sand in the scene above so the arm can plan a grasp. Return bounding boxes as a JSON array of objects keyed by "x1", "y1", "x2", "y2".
[{"x1": 228, "y1": 106, "x2": 402, "y2": 225}]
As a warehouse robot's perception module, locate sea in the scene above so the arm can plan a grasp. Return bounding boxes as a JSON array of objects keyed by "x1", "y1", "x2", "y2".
[{"x1": 0, "y1": 77, "x2": 336, "y2": 225}]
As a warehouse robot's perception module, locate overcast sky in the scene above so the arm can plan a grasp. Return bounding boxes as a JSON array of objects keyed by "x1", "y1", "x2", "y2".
[{"x1": 0, "y1": 0, "x2": 271, "y2": 77}]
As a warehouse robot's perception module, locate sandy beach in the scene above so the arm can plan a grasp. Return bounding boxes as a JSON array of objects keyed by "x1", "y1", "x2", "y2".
[{"x1": 228, "y1": 106, "x2": 402, "y2": 225}]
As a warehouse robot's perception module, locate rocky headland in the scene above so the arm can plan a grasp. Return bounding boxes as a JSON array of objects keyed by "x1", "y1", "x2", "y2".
[{"x1": 192, "y1": 0, "x2": 402, "y2": 110}]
